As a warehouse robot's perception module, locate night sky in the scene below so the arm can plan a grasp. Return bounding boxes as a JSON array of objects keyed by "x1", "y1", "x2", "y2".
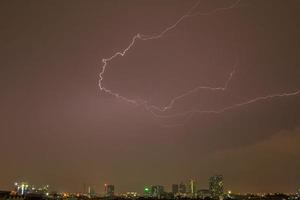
[{"x1": 1, "y1": 0, "x2": 300, "y2": 194}]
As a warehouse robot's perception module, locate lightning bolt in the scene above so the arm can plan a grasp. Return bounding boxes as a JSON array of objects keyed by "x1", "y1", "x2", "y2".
[
  {"x1": 143, "y1": 65, "x2": 236, "y2": 113},
  {"x1": 99, "y1": 0, "x2": 241, "y2": 110},
  {"x1": 157, "y1": 89, "x2": 300, "y2": 128},
  {"x1": 98, "y1": 0, "x2": 300, "y2": 124},
  {"x1": 150, "y1": 89, "x2": 300, "y2": 120}
]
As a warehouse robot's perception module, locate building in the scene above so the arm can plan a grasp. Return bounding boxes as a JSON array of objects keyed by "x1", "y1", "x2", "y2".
[
  {"x1": 34, "y1": 185, "x2": 49, "y2": 195},
  {"x1": 104, "y1": 184, "x2": 114, "y2": 197},
  {"x1": 209, "y1": 175, "x2": 224, "y2": 199},
  {"x1": 14, "y1": 182, "x2": 30, "y2": 195},
  {"x1": 88, "y1": 186, "x2": 96, "y2": 198},
  {"x1": 179, "y1": 182, "x2": 186, "y2": 194},
  {"x1": 143, "y1": 186, "x2": 151, "y2": 197},
  {"x1": 197, "y1": 189, "x2": 210, "y2": 199},
  {"x1": 121, "y1": 192, "x2": 138, "y2": 198},
  {"x1": 151, "y1": 185, "x2": 164, "y2": 198},
  {"x1": 172, "y1": 184, "x2": 179, "y2": 195},
  {"x1": 187, "y1": 179, "x2": 196, "y2": 196}
]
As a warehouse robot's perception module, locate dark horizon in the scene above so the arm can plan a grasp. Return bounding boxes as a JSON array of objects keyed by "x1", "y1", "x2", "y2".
[{"x1": 0, "y1": 0, "x2": 299, "y2": 194}]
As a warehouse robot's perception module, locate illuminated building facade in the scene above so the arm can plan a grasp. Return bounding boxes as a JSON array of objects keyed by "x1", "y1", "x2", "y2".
[
  {"x1": 187, "y1": 179, "x2": 196, "y2": 196},
  {"x1": 198, "y1": 189, "x2": 211, "y2": 199},
  {"x1": 209, "y1": 175, "x2": 224, "y2": 199},
  {"x1": 14, "y1": 182, "x2": 29, "y2": 195},
  {"x1": 143, "y1": 186, "x2": 151, "y2": 197},
  {"x1": 104, "y1": 184, "x2": 114, "y2": 197},
  {"x1": 151, "y1": 185, "x2": 164, "y2": 198}
]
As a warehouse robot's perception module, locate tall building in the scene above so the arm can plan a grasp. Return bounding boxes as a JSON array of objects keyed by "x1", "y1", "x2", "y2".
[
  {"x1": 151, "y1": 185, "x2": 164, "y2": 198},
  {"x1": 104, "y1": 184, "x2": 114, "y2": 197},
  {"x1": 187, "y1": 179, "x2": 196, "y2": 196},
  {"x1": 88, "y1": 186, "x2": 96, "y2": 198},
  {"x1": 14, "y1": 182, "x2": 30, "y2": 195},
  {"x1": 179, "y1": 182, "x2": 186, "y2": 194},
  {"x1": 143, "y1": 186, "x2": 151, "y2": 197},
  {"x1": 209, "y1": 175, "x2": 224, "y2": 199},
  {"x1": 172, "y1": 184, "x2": 179, "y2": 195}
]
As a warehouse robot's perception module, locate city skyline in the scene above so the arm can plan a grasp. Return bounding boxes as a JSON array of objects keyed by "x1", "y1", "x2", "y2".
[
  {"x1": 2, "y1": 177, "x2": 300, "y2": 200},
  {"x1": 5, "y1": 174, "x2": 299, "y2": 195},
  {"x1": 1, "y1": 0, "x2": 300, "y2": 194}
]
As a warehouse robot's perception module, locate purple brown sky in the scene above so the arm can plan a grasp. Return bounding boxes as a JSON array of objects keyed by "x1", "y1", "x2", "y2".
[{"x1": 0, "y1": 0, "x2": 300, "y2": 194}]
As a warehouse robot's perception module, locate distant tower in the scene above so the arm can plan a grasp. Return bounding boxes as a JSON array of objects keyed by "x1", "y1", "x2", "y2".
[
  {"x1": 179, "y1": 182, "x2": 186, "y2": 194},
  {"x1": 151, "y1": 185, "x2": 164, "y2": 198},
  {"x1": 88, "y1": 186, "x2": 95, "y2": 197},
  {"x1": 15, "y1": 182, "x2": 30, "y2": 195},
  {"x1": 143, "y1": 186, "x2": 151, "y2": 197},
  {"x1": 209, "y1": 175, "x2": 224, "y2": 199},
  {"x1": 104, "y1": 184, "x2": 114, "y2": 197},
  {"x1": 172, "y1": 184, "x2": 179, "y2": 195},
  {"x1": 88, "y1": 186, "x2": 91, "y2": 197},
  {"x1": 187, "y1": 179, "x2": 196, "y2": 196}
]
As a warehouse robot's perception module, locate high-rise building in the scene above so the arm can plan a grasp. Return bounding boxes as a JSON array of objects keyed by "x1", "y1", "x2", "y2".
[
  {"x1": 172, "y1": 184, "x2": 179, "y2": 195},
  {"x1": 14, "y1": 182, "x2": 30, "y2": 195},
  {"x1": 104, "y1": 184, "x2": 114, "y2": 197},
  {"x1": 187, "y1": 179, "x2": 196, "y2": 196},
  {"x1": 143, "y1": 186, "x2": 151, "y2": 197},
  {"x1": 151, "y1": 185, "x2": 164, "y2": 198},
  {"x1": 179, "y1": 182, "x2": 186, "y2": 194},
  {"x1": 209, "y1": 175, "x2": 224, "y2": 199},
  {"x1": 88, "y1": 186, "x2": 96, "y2": 198}
]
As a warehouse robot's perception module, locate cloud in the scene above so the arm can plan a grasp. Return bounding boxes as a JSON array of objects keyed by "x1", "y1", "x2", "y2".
[{"x1": 210, "y1": 128, "x2": 300, "y2": 193}]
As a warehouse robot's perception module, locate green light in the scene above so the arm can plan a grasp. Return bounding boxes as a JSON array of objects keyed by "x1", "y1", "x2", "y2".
[{"x1": 144, "y1": 187, "x2": 150, "y2": 192}]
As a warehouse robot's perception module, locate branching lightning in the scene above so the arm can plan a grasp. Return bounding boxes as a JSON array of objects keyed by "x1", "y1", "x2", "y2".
[
  {"x1": 151, "y1": 89, "x2": 300, "y2": 119},
  {"x1": 98, "y1": 0, "x2": 300, "y2": 123},
  {"x1": 144, "y1": 66, "x2": 236, "y2": 113},
  {"x1": 99, "y1": 0, "x2": 241, "y2": 109}
]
